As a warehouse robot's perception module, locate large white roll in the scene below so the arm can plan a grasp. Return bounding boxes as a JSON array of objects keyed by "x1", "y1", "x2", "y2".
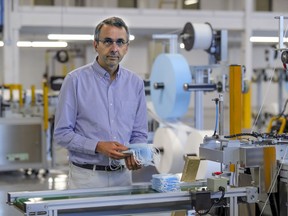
[
  {"x1": 153, "y1": 127, "x2": 186, "y2": 174},
  {"x1": 196, "y1": 160, "x2": 222, "y2": 180},
  {"x1": 184, "y1": 129, "x2": 222, "y2": 180},
  {"x1": 184, "y1": 129, "x2": 214, "y2": 156}
]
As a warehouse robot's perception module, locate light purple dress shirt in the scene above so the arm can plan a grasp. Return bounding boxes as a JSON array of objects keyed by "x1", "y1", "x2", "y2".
[{"x1": 53, "y1": 58, "x2": 148, "y2": 165}]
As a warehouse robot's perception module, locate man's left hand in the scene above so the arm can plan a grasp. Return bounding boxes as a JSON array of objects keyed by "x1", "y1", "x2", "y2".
[{"x1": 124, "y1": 155, "x2": 141, "y2": 170}]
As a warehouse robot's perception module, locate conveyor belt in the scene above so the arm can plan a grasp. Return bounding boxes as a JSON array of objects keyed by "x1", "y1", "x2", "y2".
[
  {"x1": 7, "y1": 184, "x2": 194, "y2": 215},
  {"x1": 12, "y1": 185, "x2": 156, "y2": 211},
  {"x1": 7, "y1": 182, "x2": 257, "y2": 216}
]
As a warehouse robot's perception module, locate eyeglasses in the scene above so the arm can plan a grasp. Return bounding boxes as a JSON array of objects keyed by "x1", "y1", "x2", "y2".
[{"x1": 97, "y1": 38, "x2": 129, "y2": 47}]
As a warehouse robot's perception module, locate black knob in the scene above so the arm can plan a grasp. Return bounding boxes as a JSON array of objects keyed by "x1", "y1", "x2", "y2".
[{"x1": 153, "y1": 82, "x2": 165, "y2": 89}]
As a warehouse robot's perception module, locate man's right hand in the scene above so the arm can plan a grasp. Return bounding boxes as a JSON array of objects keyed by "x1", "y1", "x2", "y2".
[{"x1": 95, "y1": 141, "x2": 129, "y2": 159}]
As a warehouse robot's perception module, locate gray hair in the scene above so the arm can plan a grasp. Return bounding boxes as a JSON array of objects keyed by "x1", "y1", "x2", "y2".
[{"x1": 94, "y1": 17, "x2": 130, "y2": 42}]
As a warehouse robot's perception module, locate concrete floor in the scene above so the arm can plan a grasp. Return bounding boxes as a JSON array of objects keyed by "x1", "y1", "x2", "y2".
[{"x1": 0, "y1": 168, "x2": 69, "y2": 216}]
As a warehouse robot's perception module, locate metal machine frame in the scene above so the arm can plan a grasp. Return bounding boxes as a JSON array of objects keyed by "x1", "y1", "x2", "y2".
[
  {"x1": 7, "y1": 184, "x2": 258, "y2": 216},
  {"x1": 0, "y1": 117, "x2": 47, "y2": 172}
]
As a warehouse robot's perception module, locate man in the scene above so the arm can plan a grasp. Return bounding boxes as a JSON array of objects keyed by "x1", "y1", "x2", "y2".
[{"x1": 53, "y1": 17, "x2": 148, "y2": 189}]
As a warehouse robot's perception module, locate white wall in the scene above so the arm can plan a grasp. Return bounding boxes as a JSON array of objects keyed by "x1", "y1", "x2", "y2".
[{"x1": 19, "y1": 48, "x2": 46, "y2": 88}]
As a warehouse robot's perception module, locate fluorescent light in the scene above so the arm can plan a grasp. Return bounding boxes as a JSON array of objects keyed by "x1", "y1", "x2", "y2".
[
  {"x1": 48, "y1": 34, "x2": 93, "y2": 41},
  {"x1": 47, "y1": 34, "x2": 135, "y2": 41},
  {"x1": 0, "y1": 41, "x2": 68, "y2": 47},
  {"x1": 17, "y1": 41, "x2": 32, "y2": 47},
  {"x1": 185, "y1": 0, "x2": 198, "y2": 5},
  {"x1": 250, "y1": 36, "x2": 288, "y2": 43},
  {"x1": 17, "y1": 41, "x2": 67, "y2": 47},
  {"x1": 30, "y1": 41, "x2": 68, "y2": 47},
  {"x1": 0, "y1": 41, "x2": 68, "y2": 48}
]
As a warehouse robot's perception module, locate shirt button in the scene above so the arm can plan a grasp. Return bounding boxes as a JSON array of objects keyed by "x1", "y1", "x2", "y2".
[{"x1": 110, "y1": 103, "x2": 113, "y2": 106}]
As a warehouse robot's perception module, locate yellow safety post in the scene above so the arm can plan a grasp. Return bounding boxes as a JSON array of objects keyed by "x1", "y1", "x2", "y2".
[
  {"x1": 42, "y1": 81, "x2": 49, "y2": 131},
  {"x1": 62, "y1": 64, "x2": 68, "y2": 76},
  {"x1": 9, "y1": 84, "x2": 14, "y2": 102},
  {"x1": 17, "y1": 84, "x2": 23, "y2": 108},
  {"x1": 229, "y1": 65, "x2": 242, "y2": 137},
  {"x1": 31, "y1": 85, "x2": 36, "y2": 107},
  {"x1": 242, "y1": 81, "x2": 251, "y2": 130},
  {"x1": 263, "y1": 146, "x2": 276, "y2": 192},
  {"x1": 3, "y1": 84, "x2": 14, "y2": 102}
]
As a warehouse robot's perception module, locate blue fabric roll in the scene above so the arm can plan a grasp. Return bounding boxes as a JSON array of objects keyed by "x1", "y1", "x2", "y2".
[{"x1": 150, "y1": 53, "x2": 192, "y2": 120}]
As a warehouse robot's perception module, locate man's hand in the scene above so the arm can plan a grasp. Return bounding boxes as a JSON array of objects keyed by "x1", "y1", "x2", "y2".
[
  {"x1": 96, "y1": 141, "x2": 128, "y2": 159},
  {"x1": 124, "y1": 155, "x2": 142, "y2": 170}
]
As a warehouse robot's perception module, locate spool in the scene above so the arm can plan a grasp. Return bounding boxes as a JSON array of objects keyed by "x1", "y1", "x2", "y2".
[
  {"x1": 184, "y1": 129, "x2": 221, "y2": 180},
  {"x1": 181, "y1": 22, "x2": 213, "y2": 51},
  {"x1": 153, "y1": 127, "x2": 187, "y2": 174},
  {"x1": 150, "y1": 54, "x2": 192, "y2": 120}
]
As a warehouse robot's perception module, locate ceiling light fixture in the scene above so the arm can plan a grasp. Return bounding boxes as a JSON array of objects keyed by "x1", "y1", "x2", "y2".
[
  {"x1": 184, "y1": 0, "x2": 198, "y2": 5},
  {"x1": 47, "y1": 34, "x2": 135, "y2": 41},
  {"x1": 0, "y1": 41, "x2": 68, "y2": 48},
  {"x1": 18, "y1": 41, "x2": 68, "y2": 47},
  {"x1": 250, "y1": 36, "x2": 288, "y2": 43},
  {"x1": 48, "y1": 34, "x2": 93, "y2": 41}
]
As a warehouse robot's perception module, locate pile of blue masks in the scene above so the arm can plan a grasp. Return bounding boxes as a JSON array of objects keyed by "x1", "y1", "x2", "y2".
[{"x1": 151, "y1": 174, "x2": 180, "y2": 192}]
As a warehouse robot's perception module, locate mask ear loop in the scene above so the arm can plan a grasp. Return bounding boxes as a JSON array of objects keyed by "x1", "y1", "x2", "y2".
[
  {"x1": 129, "y1": 145, "x2": 161, "y2": 167},
  {"x1": 108, "y1": 158, "x2": 123, "y2": 170},
  {"x1": 108, "y1": 144, "x2": 162, "y2": 169}
]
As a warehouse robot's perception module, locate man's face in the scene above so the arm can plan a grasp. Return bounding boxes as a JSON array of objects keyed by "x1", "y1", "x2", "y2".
[{"x1": 94, "y1": 24, "x2": 129, "y2": 73}]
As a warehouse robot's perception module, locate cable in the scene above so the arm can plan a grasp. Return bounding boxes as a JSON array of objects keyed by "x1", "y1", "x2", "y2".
[
  {"x1": 251, "y1": 67, "x2": 275, "y2": 133},
  {"x1": 213, "y1": 99, "x2": 219, "y2": 136},
  {"x1": 196, "y1": 186, "x2": 226, "y2": 215},
  {"x1": 277, "y1": 98, "x2": 288, "y2": 117},
  {"x1": 224, "y1": 132, "x2": 258, "y2": 139}
]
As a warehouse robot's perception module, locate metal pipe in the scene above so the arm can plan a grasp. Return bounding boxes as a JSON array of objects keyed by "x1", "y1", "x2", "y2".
[
  {"x1": 153, "y1": 82, "x2": 165, "y2": 89},
  {"x1": 183, "y1": 83, "x2": 216, "y2": 91},
  {"x1": 218, "y1": 93, "x2": 224, "y2": 137},
  {"x1": 42, "y1": 81, "x2": 49, "y2": 131}
]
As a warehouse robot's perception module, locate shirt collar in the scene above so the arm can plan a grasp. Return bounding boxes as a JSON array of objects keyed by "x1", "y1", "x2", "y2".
[{"x1": 92, "y1": 57, "x2": 122, "y2": 79}]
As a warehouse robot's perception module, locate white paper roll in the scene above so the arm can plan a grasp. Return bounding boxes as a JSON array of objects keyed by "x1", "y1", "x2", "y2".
[
  {"x1": 196, "y1": 160, "x2": 222, "y2": 180},
  {"x1": 184, "y1": 129, "x2": 214, "y2": 156},
  {"x1": 184, "y1": 129, "x2": 221, "y2": 180},
  {"x1": 193, "y1": 23, "x2": 213, "y2": 50},
  {"x1": 153, "y1": 127, "x2": 186, "y2": 174}
]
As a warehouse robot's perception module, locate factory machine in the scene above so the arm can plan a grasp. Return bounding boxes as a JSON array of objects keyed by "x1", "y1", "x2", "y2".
[
  {"x1": 6, "y1": 21, "x2": 260, "y2": 216},
  {"x1": 8, "y1": 16, "x2": 288, "y2": 215},
  {"x1": 0, "y1": 117, "x2": 46, "y2": 172},
  {"x1": 0, "y1": 83, "x2": 49, "y2": 174}
]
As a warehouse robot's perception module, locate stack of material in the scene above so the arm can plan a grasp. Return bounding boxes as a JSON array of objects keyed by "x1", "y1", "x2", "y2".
[{"x1": 151, "y1": 174, "x2": 180, "y2": 192}]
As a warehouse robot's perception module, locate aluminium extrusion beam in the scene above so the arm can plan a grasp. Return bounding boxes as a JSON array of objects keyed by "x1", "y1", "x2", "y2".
[
  {"x1": 10, "y1": 191, "x2": 190, "y2": 216},
  {"x1": 7, "y1": 185, "x2": 258, "y2": 216}
]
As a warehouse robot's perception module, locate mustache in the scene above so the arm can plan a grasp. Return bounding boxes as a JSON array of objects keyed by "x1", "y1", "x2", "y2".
[{"x1": 107, "y1": 55, "x2": 119, "y2": 58}]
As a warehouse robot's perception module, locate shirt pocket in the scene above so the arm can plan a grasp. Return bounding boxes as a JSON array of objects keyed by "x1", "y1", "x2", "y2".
[{"x1": 118, "y1": 101, "x2": 137, "y2": 130}]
